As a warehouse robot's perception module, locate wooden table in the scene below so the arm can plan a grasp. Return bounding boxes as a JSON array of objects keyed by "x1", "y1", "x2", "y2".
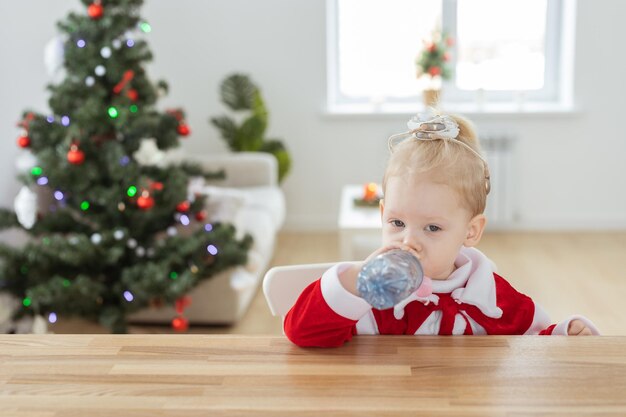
[{"x1": 1, "y1": 335, "x2": 625, "y2": 416}]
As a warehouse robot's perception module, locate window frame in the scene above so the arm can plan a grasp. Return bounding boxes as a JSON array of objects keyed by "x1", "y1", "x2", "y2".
[{"x1": 326, "y1": 0, "x2": 576, "y2": 113}]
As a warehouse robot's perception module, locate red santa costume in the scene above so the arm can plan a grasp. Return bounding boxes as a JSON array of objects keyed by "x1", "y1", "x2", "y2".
[{"x1": 284, "y1": 247, "x2": 599, "y2": 347}]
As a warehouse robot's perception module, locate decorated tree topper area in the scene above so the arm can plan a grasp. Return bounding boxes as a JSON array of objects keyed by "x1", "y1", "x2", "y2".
[
  {"x1": 415, "y1": 30, "x2": 454, "y2": 88},
  {"x1": 0, "y1": 0, "x2": 252, "y2": 334}
]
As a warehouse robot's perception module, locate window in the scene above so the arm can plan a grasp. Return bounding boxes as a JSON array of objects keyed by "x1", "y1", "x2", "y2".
[{"x1": 327, "y1": 0, "x2": 575, "y2": 112}]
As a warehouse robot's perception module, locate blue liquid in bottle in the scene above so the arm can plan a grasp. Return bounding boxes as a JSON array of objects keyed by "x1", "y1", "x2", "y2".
[{"x1": 356, "y1": 249, "x2": 424, "y2": 310}]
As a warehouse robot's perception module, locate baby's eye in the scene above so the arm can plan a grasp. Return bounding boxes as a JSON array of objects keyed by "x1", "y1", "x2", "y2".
[
  {"x1": 426, "y1": 225, "x2": 441, "y2": 232},
  {"x1": 390, "y1": 219, "x2": 405, "y2": 228}
]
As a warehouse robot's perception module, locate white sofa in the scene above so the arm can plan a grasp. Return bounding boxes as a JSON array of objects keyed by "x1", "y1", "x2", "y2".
[{"x1": 129, "y1": 152, "x2": 285, "y2": 325}]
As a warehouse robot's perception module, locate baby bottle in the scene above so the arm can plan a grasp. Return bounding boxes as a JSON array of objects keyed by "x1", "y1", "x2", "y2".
[{"x1": 356, "y1": 249, "x2": 424, "y2": 310}]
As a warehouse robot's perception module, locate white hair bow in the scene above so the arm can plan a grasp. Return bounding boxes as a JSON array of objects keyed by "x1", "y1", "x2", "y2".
[
  {"x1": 387, "y1": 109, "x2": 491, "y2": 194},
  {"x1": 388, "y1": 108, "x2": 461, "y2": 151}
]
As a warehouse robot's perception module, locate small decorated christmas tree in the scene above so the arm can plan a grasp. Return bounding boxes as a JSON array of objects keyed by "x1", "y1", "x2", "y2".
[
  {"x1": 0, "y1": 0, "x2": 252, "y2": 333},
  {"x1": 415, "y1": 30, "x2": 454, "y2": 107},
  {"x1": 415, "y1": 30, "x2": 454, "y2": 83}
]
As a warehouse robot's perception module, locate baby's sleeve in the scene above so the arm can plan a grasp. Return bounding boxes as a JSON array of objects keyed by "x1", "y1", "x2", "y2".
[
  {"x1": 539, "y1": 314, "x2": 601, "y2": 335},
  {"x1": 284, "y1": 263, "x2": 372, "y2": 347},
  {"x1": 491, "y1": 274, "x2": 600, "y2": 335}
]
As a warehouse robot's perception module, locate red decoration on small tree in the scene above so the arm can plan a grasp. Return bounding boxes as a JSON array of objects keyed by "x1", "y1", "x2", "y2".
[
  {"x1": 167, "y1": 109, "x2": 190, "y2": 137},
  {"x1": 175, "y1": 295, "x2": 192, "y2": 313},
  {"x1": 415, "y1": 30, "x2": 454, "y2": 81},
  {"x1": 195, "y1": 211, "x2": 207, "y2": 221},
  {"x1": 176, "y1": 201, "x2": 190, "y2": 212},
  {"x1": 16, "y1": 114, "x2": 35, "y2": 148},
  {"x1": 166, "y1": 109, "x2": 184, "y2": 121},
  {"x1": 136, "y1": 191, "x2": 155, "y2": 210},
  {"x1": 113, "y1": 70, "x2": 135, "y2": 94},
  {"x1": 67, "y1": 144, "x2": 85, "y2": 165},
  {"x1": 17, "y1": 136, "x2": 31, "y2": 148},
  {"x1": 17, "y1": 113, "x2": 35, "y2": 130},
  {"x1": 149, "y1": 181, "x2": 164, "y2": 191},
  {"x1": 177, "y1": 124, "x2": 190, "y2": 136},
  {"x1": 428, "y1": 66, "x2": 441, "y2": 76},
  {"x1": 171, "y1": 316, "x2": 189, "y2": 332},
  {"x1": 126, "y1": 89, "x2": 138, "y2": 101},
  {"x1": 87, "y1": 1, "x2": 103, "y2": 20},
  {"x1": 172, "y1": 295, "x2": 192, "y2": 332}
]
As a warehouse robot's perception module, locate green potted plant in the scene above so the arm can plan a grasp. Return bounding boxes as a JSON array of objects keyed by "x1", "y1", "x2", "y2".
[{"x1": 210, "y1": 74, "x2": 291, "y2": 183}]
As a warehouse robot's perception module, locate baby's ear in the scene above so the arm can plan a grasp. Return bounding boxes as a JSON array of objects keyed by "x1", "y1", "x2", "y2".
[
  {"x1": 465, "y1": 214, "x2": 486, "y2": 247},
  {"x1": 379, "y1": 199, "x2": 385, "y2": 218}
]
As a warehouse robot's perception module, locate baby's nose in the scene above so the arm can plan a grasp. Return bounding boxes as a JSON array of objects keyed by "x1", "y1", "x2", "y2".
[{"x1": 401, "y1": 235, "x2": 422, "y2": 255}]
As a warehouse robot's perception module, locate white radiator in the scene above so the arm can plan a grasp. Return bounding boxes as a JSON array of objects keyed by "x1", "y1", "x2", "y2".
[{"x1": 482, "y1": 135, "x2": 516, "y2": 227}]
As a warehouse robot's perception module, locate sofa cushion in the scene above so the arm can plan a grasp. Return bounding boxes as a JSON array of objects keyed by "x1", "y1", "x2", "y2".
[
  {"x1": 238, "y1": 186, "x2": 285, "y2": 229},
  {"x1": 201, "y1": 185, "x2": 247, "y2": 224},
  {"x1": 235, "y1": 206, "x2": 276, "y2": 260},
  {"x1": 131, "y1": 152, "x2": 284, "y2": 326}
]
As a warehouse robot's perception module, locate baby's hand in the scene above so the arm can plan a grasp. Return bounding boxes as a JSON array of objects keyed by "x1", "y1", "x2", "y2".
[
  {"x1": 338, "y1": 244, "x2": 419, "y2": 296},
  {"x1": 567, "y1": 319, "x2": 593, "y2": 336}
]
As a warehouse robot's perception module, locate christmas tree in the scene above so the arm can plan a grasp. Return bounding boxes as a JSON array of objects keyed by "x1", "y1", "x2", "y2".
[{"x1": 0, "y1": 0, "x2": 252, "y2": 333}]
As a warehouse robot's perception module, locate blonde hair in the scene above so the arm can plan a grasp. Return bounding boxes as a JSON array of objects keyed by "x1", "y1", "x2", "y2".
[{"x1": 382, "y1": 114, "x2": 489, "y2": 216}]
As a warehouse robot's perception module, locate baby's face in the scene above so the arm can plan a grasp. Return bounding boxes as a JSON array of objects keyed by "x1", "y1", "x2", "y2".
[{"x1": 381, "y1": 175, "x2": 474, "y2": 280}]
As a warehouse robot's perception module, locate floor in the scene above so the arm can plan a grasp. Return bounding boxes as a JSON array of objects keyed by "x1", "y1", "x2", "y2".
[{"x1": 50, "y1": 231, "x2": 626, "y2": 335}]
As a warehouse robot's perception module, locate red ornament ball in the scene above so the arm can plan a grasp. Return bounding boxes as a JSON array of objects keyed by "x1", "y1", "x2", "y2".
[
  {"x1": 171, "y1": 316, "x2": 189, "y2": 332},
  {"x1": 177, "y1": 124, "x2": 190, "y2": 136},
  {"x1": 176, "y1": 201, "x2": 190, "y2": 212},
  {"x1": 126, "y1": 89, "x2": 138, "y2": 101},
  {"x1": 67, "y1": 146, "x2": 85, "y2": 165},
  {"x1": 88, "y1": 3, "x2": 104, "y2": 19},
  {"x1": 17, "y1": 136, "x2": 31, "y2": 148},
  {"x1": 428, "y1": 66, "x2": 442, "y2": 76},
  {"x1": 137, "y1": 195, "x2": 155, "y2": 210},
  {"x1": 195, "y1": 211, "x2": 207, "y2": 221}
]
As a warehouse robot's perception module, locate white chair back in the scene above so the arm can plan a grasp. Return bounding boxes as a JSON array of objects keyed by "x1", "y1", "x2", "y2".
[{"x1": 263, "y1": 263, "x2": 335, "y2": 318}]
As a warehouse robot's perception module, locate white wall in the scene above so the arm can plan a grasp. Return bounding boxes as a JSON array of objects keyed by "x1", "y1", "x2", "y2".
[{"x1": 1, "y1": 0, "x2": 625, "y2": 232}]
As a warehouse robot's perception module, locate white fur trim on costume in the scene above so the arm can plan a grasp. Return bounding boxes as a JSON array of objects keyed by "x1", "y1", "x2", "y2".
[
  {"x1": 356, "y1": 311, "x2": 380, "y2": 335},
  {"x1": 414, "y1": 311, "x2": 441, "y2": 335},
  {"x1": 551, "y1": 315, "x2": 601, "y2": 336},
  {"x1": 452, "y1": 314, "x2": 468, "y2": 335},
  {"x1": 524, "y1": 303, "x2": 552, "y2": 335},
  {"x1": 411, "y1": 310, "x2": 487, "y2": 335},
  {"x1": 449, "y1": 247, "x2": 503, "y2": 319},
  {"x1": 320, "y1": 263, "x2": 372, "y2": 321},
  {"x1": 462, "y1": 312, "x2": 487, "y2": 335},
  {"x1": 393, "y1": 247, "x2": 502, "y2": 320},
  {"x1": 393, "y1": 293, "x2": 439, "y2": 319}
]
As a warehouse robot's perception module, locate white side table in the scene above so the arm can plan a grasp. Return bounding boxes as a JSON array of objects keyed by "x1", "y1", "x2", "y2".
[{"x1": 338, "y1": 185, "x2": 382, "y2": 260}]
